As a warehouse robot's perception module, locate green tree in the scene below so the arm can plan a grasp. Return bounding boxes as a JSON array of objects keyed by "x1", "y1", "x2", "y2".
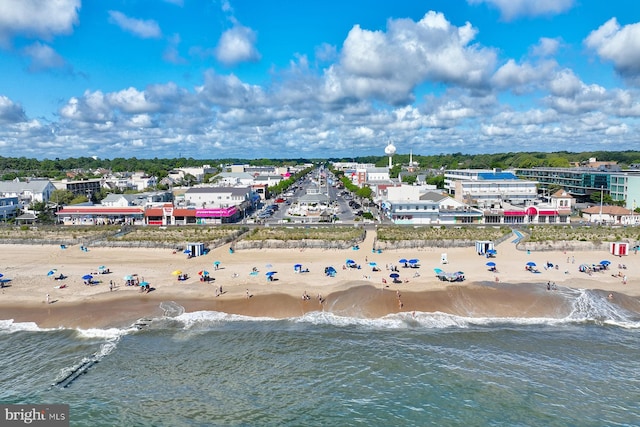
[{"x1": 50, "y1": 189, "x2": 75, "y2": 205}]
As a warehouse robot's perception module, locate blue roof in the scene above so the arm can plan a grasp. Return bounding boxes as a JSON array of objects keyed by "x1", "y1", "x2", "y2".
[{"x1": 478, "y1": 172, "x2": 518, "y2": 180}]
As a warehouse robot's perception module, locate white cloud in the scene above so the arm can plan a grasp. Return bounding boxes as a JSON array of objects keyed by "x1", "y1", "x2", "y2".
[
  {"x1": 214, "y1": 25, "x2": 260, "y2": 65},
  {"x1": 530, "y1": 37, "x2": 561, "y2": 57},
  {"x1": 491, "y1": 59, "x2": 557, "y2": 93},
  {"x1": 468, "y1": 0, "x2": 574, "y2": 21},
  {"x1": 23, "y1": 42, "x2": 67, "y2": 72},
  {"x1": 323, "y1": 11, "x2": 496, "y2": 104},
  {"x1": 108, "y1": 10, "x2": 162, "y2": 39},
  {"x1": 585, "y1": 18, "x2": 640, "y2": 83},
  {"x1": 0, "y1": 0, "x2": 80, "y2": 47},
  {"x1": 0, "y1": 95, "x2": 27, "y2": 123}
]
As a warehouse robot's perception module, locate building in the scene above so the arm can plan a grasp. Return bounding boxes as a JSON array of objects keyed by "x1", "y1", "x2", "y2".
[
  {"x1": 581, "y1": 205, "x2": 638, "y2": 225},
  {"x1": 383, "y1": 187, "x2": 483, "y2": 225},
  {"x1": 515, "y1": 167, "x2": 610, "y2": 201},
  {"x1": 444, "y1": 169, "x2": 496, "y2": 195},
  {"x1": 0, "y1": 196, "x2": 20, "y2": 221},
  {"x1": 52, "y1": 178, "x2": 103, "y2": 199},
  {"x1": 609, "y1": 173, "x2": 640, "y2": 211},
  {"x1": 0, "y1": 179, "x2": 57, "y2": 206}
]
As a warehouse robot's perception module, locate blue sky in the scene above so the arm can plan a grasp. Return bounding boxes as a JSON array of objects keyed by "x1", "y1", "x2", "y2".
[{"x1": 1, "y1": 0, "x2": 640, "y2": 160}]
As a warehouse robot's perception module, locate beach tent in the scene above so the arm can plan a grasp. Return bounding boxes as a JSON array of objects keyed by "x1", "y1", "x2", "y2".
[
  {"x1": 441, "y1": 253, "x2": 448, "y2": 264},
  {"x1": 185, "y1": 242, "x2": 206, "y2": 257},
  {"x1": 610, "y1": 242, "x2": 629, "y2": 256},
  {"x1": 475, "y1": 241, "x2": 494, "y2": 255}
]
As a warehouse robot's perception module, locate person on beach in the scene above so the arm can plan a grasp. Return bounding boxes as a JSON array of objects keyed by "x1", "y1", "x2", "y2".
[
  {"x1": 109, "y1": 280, "x2": 113, "y2": 292},
  {"x1": 46, "y1": 293, "x2": 50, "y2": 304},
  {"x1": 246, "y1": 289, "x2": 250, "y2": 299}
]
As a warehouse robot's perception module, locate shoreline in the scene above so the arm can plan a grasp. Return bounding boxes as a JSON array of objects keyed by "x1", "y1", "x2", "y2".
[{"x1": 1, "y1": 231, "x2": 638, "y2": 329}]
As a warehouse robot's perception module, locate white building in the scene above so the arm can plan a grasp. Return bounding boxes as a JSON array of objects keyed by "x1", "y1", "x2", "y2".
[
  {"x1": 0, "y1": 179, "x2": 57, "y2": 205},
  {"x1": 183, "y1": 186, "x2": 255, "y2": 210},
  {"x1": 212, "y1": 172, "x2": 256, "y2": 186},
  {"x1": 455, "y1": 178, "x2": 538, "y2": 208},
  {"x1": 383, "y1": 187, "x2": 482, "y2": 225}
]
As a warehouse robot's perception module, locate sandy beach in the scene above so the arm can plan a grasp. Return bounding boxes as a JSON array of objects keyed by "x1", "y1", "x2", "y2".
[{"x1": 1, "y1": 230, "x2": 638, "y2": 328}]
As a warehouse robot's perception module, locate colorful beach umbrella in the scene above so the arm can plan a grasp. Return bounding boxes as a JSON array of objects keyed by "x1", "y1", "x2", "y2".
[
  {"x1": 172, "y1": 270, "x2": 182, "y2": 276},
  {"x1": 82, "y1": 274, "x2": 93, "y2": 280},
  {"x1": 198, "y1": 270, "x2": 209, "y2": 276}
]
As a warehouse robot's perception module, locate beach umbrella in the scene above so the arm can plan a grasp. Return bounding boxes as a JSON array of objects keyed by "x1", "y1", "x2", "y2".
[
  {"x1": 409, "y1": 259, "x2": 419, "y2": 264},
  {"x1": 526, "y1": 262, "x2": 536, "y2": 267},
  {"x1": 214, "y1": 261, "x2": 221, "y2": 266},
  {"x1": 368, "y1": 262, "x2": 377, "y2": 267},
  {"x1": 0, "y1": 273, "x2": 4, "y2": 278},
  {"x1": 390, "y1": 273, "x2": 400, "y2": 278},
  {"x1": 47, "y1": 269, "x2": 57, "y2": 276},
  {"x1": 82, "y1": 274, "x2": 93, "y2": 280},
  {"x1": 140, "y1": 281, "x2": 149, "y2": 287},
  {"x1": 294, "y1": 263, "x2": 302, "y2": 270},
  {"x1": 486, "y1": 261, "x2": 496, "y2": 267},
  {"x1": 98, "y1": 265, "x2": 106, "y2": 270},
  {"x1": 183, "y1": 249, "x2": 191, "y2": 254},
  {"x1": 265, "y1": 263, "x2": 273, "y2": 268},
  {"x1": 434, "y1": 268, "x2": 444, "y2": 274},
  {"x1": 399, "y1": 258, "x2": 408, "y2": 264},
  {"x1": 172, "y1": 270, "x2": 182, "y2": 276},
  {"x1": 600, "y1": 260, "x2": 611, "y2": 266},
  {"x1": 198, "y1": 270, "x2": 209, "y2": 276},
  {"x1": 346, "y1": 259, "x2": 355, "y2": 264},
  {"x1": 266, "y1": 271, "x2": 277, "y2": 276}
]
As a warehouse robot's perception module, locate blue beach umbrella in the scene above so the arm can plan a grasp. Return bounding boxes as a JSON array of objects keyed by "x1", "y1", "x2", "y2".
[
  {"x1": 266, "y1": 271, "x2": 277, "y2": 276},
  {"x1": 214, "y1": 261, "x2": 221, "y2": 266},
  {"x1": 183, "y1": 249, "x2": 191, "y2": 254},
  {"x1": 294, "y1": 263, "x2": 302, "y2": 270},
  {"x1": 0, "y1": 273, "x2": 4, "y2": 278},
  {"x1": 486, "y1": 262, "x2": 496, "y2": 267},
  {"x1": 409, "y1": 259, "x2": 419, "y2": 264},
  {"x1": 434, "y1": 268, "x2": 444, "y2": 274},
  {"x1": 526, "y1": 262, "x2": 536, "y2": 267},
  {"x1": 600, "y1": 260, "x2": 611, "y2": 266},
  {"x1": 346, "y1": 259, "x2": 355, "y2": 264},
  {"x1": 82, "y1": 274, "x2": 93, "y2": 280},
  {"x1": 140, "y1": 281, "x2": 149, "y2": 287},
  {"x1": 390, "y1": 273, "x2": 400, "y2": 278},
  {"x1": 368, "y1": 262, "x2": 377, "y2": 267},
  {"x1": 399, "y1": 258, "x2": 408, "y2": 264},
  {"x1": 47, "y1": 269, "x2": 57, "y2": 276},
  {"x1": 123, "y1": 275, "x2": 133, "y2": 281}
]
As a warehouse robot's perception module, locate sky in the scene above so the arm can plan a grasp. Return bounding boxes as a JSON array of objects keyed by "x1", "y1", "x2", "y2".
[{"x1": 1, "y1": 0, "x2": 640, "y2": 160}]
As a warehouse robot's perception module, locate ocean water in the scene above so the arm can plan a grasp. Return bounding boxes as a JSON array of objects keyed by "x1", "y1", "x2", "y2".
[{"x1": 2, "y1": 289, "x2": 640, "y2": 427}]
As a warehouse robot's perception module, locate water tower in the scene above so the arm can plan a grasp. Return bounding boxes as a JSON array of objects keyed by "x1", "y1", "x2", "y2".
[{"x1": 384, "y1": 141, "x2": 396, "y2": 169}]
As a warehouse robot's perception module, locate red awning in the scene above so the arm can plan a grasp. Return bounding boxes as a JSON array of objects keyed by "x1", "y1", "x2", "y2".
[{"x1": 504, "y1": 211, "x2": 526, "y2": 216}]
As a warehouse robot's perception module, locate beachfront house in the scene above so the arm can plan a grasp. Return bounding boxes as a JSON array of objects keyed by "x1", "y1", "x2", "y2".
[
  {"x1": 581, "y1": 205, "x2": 637, "y2": 225},
  {"x1": 0, "y1": 179, "x2": 57, "y2": 206},
  {"x1": 382, "y1": 186, "x2": 482, "y2": 225}
]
